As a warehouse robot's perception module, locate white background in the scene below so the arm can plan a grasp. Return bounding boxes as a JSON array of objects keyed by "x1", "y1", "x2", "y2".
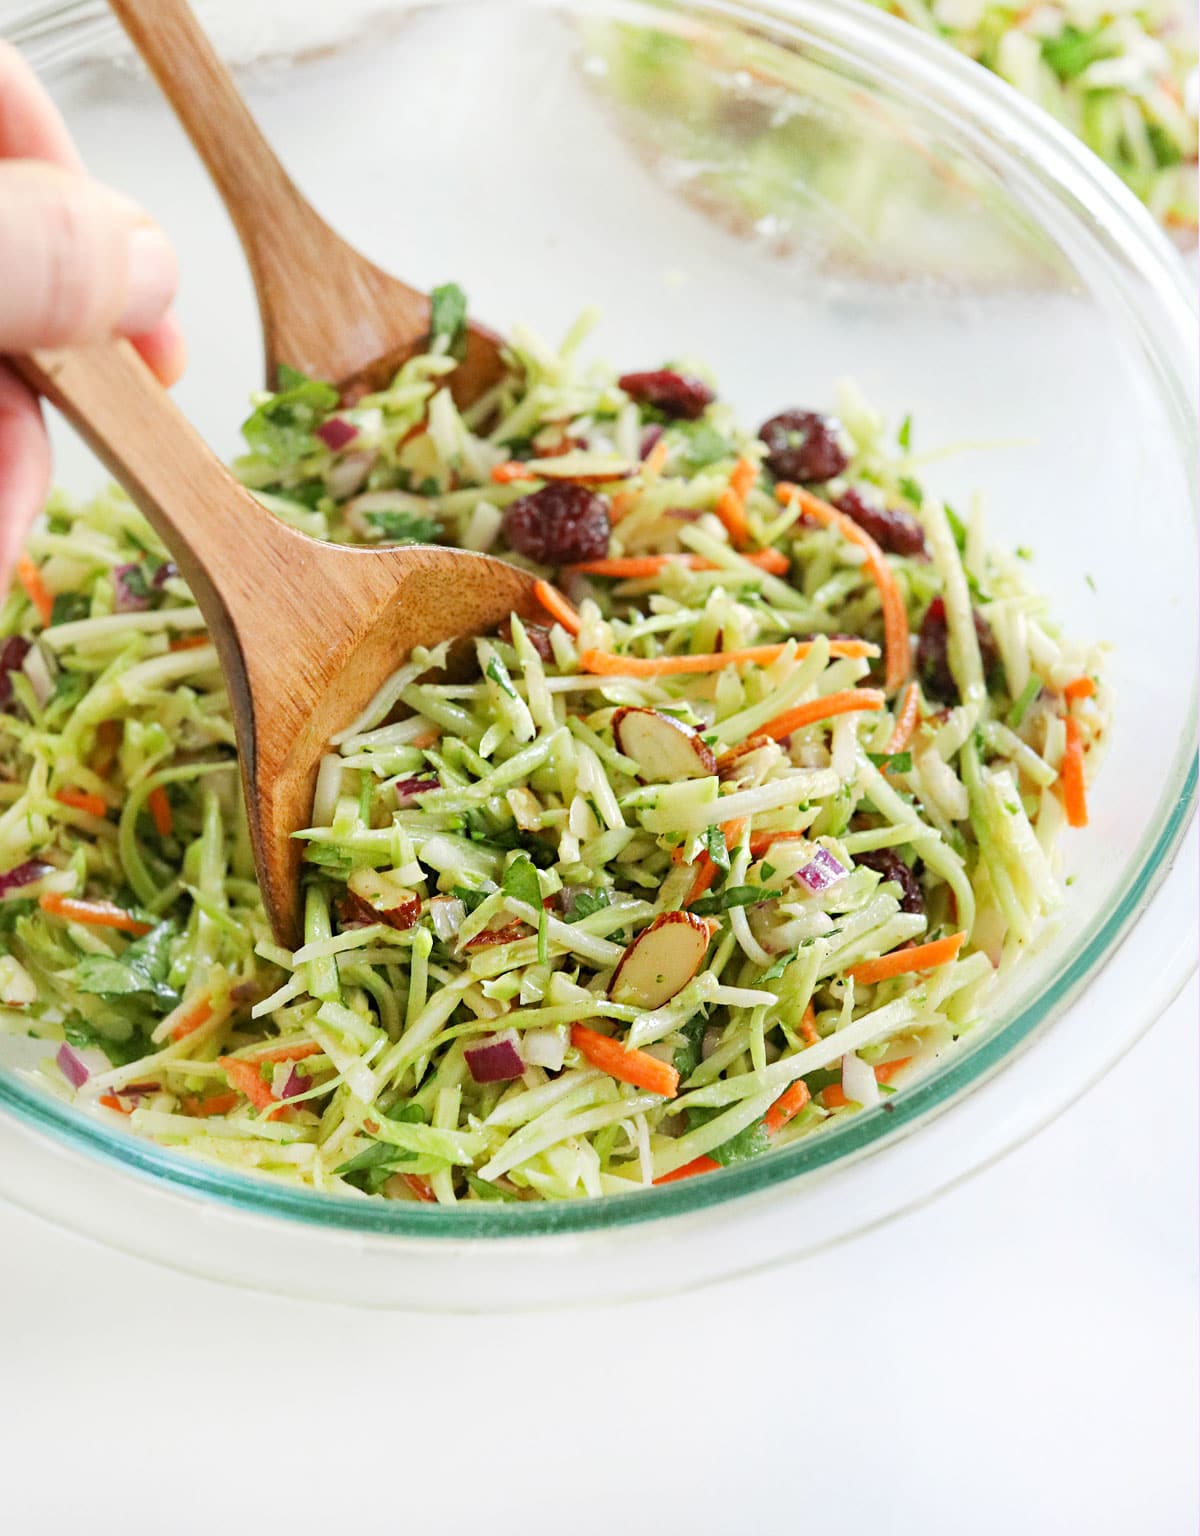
[{"x1": 2, "y1": 974, "x2": 1194, "y2": 1534}]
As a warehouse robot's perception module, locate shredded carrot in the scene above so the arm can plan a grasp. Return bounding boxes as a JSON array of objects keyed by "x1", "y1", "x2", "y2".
[
  {"x1": 643, "y1": 434, "x2": 671, "y2": 479},
  {"x1": 567, "y1": 549, "x2": 789, "y2": 580},
  {"x1": 683, "y1": 857, "x2": 719, "y2": 907},
  {"x1": 571, "y1": 1023, "x2": 679, "y2": 1098},
  {"x1": 98, "y1": 1093, "x2": 134, "y2": 1115},
  {"x1": 1060, "y1": 715, "x2": 1088, "y2": 828},
  {"x1": 248, "y1": 1040, "x2": 323, "y2": 1064},
  {"x1": 763, "y1": 1079, "x2": 811, "y2": 1136},
  {"x1": 822, "y1": 1055, "x2": 914, "y2": 1109},
  {"x1": 169, "y1": 996, "x2": 214, "y2": 1042},
  {"x1": 848, "y1": 930, "x2": 965, "y2": 986},
  {"x1": 579, "y1": 638, "x2": 876, "y2": 679},
  {"x1": 38, "y1": 891, "x2": 151, "y2": 936},
  {"x1": 745, "y1": 830, "x2": 808, "y2": 859},
  {"x1": 714, "y1": 455, "x2": 757, "y2": 547},
  {"x1": 55, "y1": 788, "x2": 109, "y2": 819},
  {"x1": 219, "y1": 1056, "x2": 277, "y2": 1113},
  {"x1": 886, "y1": 681, "x2": 921, "y2": 753},
  {"x1": 799, "y1": 1000, "x2": 820, "y2": 1046},
  {"x1": 411, "y1": 727, "x2": 442, "y2": 750},
  {"x1": 490, "y1": 460, "x2": 537, "y2": 484},
  {"x1": 776, "y1": 483, "x2": 909, "y2": 693},
  {"x1": 181, "y1": 1091, "x2": 240, "y2": 1118},
  {"x1": 402, "y1": 1173, "x2": 437, "y2": 1202},
  {"x1": 168, "y1": 634, "x2": 211, "y2": 652},
  {"x1": 759, "y1": 688, "x2": 886, "y2": 742},
  {"x1": 16, "y1": 555, "x2": 53, "y2": 626},
  {"x1": 1063, "y1": 676, "x2": 1096, "y2": 703},
  {"x1": 653, "y1": 1154, "x2": 721, "y2": 1185},
  {"x1": 533, "y1": 579, "x2": 582, "y2": 637},
  {"x1": 142, "y1": 784, "x2": 173, "y2": 838}
]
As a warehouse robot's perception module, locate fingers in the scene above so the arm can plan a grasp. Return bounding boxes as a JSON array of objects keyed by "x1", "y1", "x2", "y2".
[
  {"x1": 0, "y1": 39, "x2": 81, "y2": 168},
  {"x1": 0, "y1": 160, "x2": 177, "y2": 354},
  {"x1": 0, "y1": 362, "x2": 50, "y2": 588},
  {"x1": 131, "y1": 309, "x2": 188, "y2": 388}
]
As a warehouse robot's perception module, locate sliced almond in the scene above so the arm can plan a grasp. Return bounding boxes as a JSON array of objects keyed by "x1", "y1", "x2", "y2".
[
  {"x1": 0, "y1": 955, "x2": 36, "y2": 1006},
  {"x1": 523, "y1": 452, "x2": 635, "y2": 483},
  {"x1": 612, "y1": 708, "x2": 717, "y2": 784},
  {"x1": 345, "y1": 869, "x2": 421, "y2": 930},
  {"x1": 715, "y1": 733, "x2": 775, "y2": 779},
  {"x1": 608, "y1": 911, "x2": 710, "y2": 1009}
]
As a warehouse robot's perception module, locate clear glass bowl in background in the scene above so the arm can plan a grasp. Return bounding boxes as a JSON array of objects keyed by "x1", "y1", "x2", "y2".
[{"x1": 0, "y1": 0, "x2": 1195, "y2": 1309}]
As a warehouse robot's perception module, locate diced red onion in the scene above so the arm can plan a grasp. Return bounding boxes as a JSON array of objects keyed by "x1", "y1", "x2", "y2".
[
  {"x1": 639, "y1": 423, "x2": 665, "y2": 459},
  {"x1": 21, "y1": 642, "x2": 56, "y2": 707},
  {"x1": 152, "y1": 561, "x2": 178, "y2": 589},
  {"x1": 465, "y1": 1029, "x2": 525, "y2": 1083},
  {"x1": 394, "y1": 775, "x2": 439, "y2": 808},
  {"x1": 522, "y1": 1028, "x2": 567, "y2": 1071},
  {"x1": 841, "y1": 1052, "x2": 879, "y2": 1107},
  {"x1": 795, "y1": 847, "x2": 848, "y2": 893},
  {"x1": 0, "y1": 859, "x2": 53, "y2": 896},
  {"x1": 113, "y1": 563, "x2": 152, "y2": 613},
  {"x1": 280, "y1": 1066, "x2": 306, "y2": 1100},
  {"x1": 0, "y1": 637, "x2": 31, "y2": 708},
  {"x1": 56, "y1": 1043, "x2": 90, "y2": 1088},
  {"x1": 429, "y1": 897, "x2": 466, "y2": 943},
  {"x1": 120, "y1": 1081, "x2": 161, "y2": 1101},
  {"x1": 315, "y1": 416, "x2": 359, "y2": 451}
]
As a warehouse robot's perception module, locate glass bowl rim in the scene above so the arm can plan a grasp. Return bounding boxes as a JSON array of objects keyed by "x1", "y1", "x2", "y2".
[{"x1": 1, "y1": 0, "x2": 1196, "y2": 1242}]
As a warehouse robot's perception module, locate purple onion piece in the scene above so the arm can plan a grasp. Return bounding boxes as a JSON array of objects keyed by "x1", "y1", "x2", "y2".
[
  {"x1": 394, "y1": 775, "x2": 440, "y2": 808},
  {"x1": 316, "y1": 417, "x2": 359, "y2": 451},
  {"x1": 281, "y1": 1066, "x2": 306, "y2": 1100},
  {"x1": 0, "y1": 859, "x2": 54, "y2": 897},
  {"x1": 795, "y1": 847, "x2": 849, "y2": 893},
  {"x1": 120, "y1": 1081, "x2": 161, "y2": 1100},
  {"x1": 0, "y1": 636, "x2": 31, "y2": 710},
  {"x1": 464, "y1": 1030, "x2": 525, "y2": 1084},
  {"x1": 152, "y1": 561, "x2": 178, "y2": 589},
  {"x1": 113, "y1": 564, "x2": 152, "y2": 613},
  {"x1": 56, "y1": 1043, "x2": 90, "y2": 1088}
]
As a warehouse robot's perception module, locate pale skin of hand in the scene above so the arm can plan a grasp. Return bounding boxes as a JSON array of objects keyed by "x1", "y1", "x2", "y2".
[{"x1": 0, "y1": 40, "x2": 186, "y2": 588}]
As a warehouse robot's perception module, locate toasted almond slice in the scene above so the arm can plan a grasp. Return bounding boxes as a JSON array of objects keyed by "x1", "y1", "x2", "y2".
[
  {"x1": 523, "y1": 452, "x2": 636, "y2": 483},
  {"x1": 612, "y1": 708, "x2": 717, "y2": 783},
  {"x1": 608, "y1": 911, "x2": 710, "y2": 1009},
  {"x1": 715, "y1": 733, "x2": 777, "y2": 779},
  {"x1": 345, "y1": 869, "x2": 421, "y2": 930}
]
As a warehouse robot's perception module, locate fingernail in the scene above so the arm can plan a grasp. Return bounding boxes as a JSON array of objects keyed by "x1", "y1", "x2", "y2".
[{"x1": 118, "y1": 226, "x2": 177, "y2": 336}]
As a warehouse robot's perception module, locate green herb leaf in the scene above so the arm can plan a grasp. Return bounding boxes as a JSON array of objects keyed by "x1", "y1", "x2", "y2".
[
  {"x1": 758, "y1": 950, "x2": 795, "y2": 982},
  {"x1": 467, "y1": 1172, "x2": 519, "y2": 1201},
  {"x1": 565, "y1": 889, "x2": 611, "y2": 922},
  {"x1": 74, "y1": 920, "x2": 181, "y2": 1013},
  {"x1": 1006, "y1": 676, "x2": 1042, "y2": 730},
  {"x1": 944, "y1": 504, "x2": 967, "y2": 553},
  {"x1": 62, "y1": 1014, "x2": 146, "y2": 1067},
  {"x1": 451, "y1": 885, "x2": 490, "y2": 915},
  {"x1": 672, "y1": 1015, "x2": 706, "y2": 1079},
  {"x1": 364, "y1": 510, "x2": 443, "y2": 545},
  {"x1": 486, "y1": 655, "x2": 518, "y2": 699},
  {"x1": 674, "y1": 422, "x2": 734, "y2": 472},
  {"x1": 685, "y1": 1105, "x2": 770, "y2": 1166},
  {"x1": 867, "y1": 750, "x2": 913, "y2": 773},
  {"x1": 898, "y1": 475, "x2": 923, "y2": 507},
  {"x1": 383, "y1": 1101, "x2": 427, "y2": 1124},
  {"x1": 897, "y1": 414, "x2": 913, "y2": 450},
  {"x1": 502, "y1": 853, "x2": 542, "y2": 910},
  {"x1": 335, "y1": 1140, "x2": 417, "y2": 1176},
  {"x1": 690, "y1": 885, "x2": 784, "y2": 916},
  {"x1": 241, "y1": 369, "x2": 339, "y2": 465},
  {"x1": 50, "y1": 592, "x2": 90, "y2": 626},
  {"x1": 703, "y1": 824, "x2": 730, "y2": 872},
  {"x1": 1041, "y1": 24, "x2": 1112, "y2": 81},
  {"x1": 429, "y1": 281, "x2": 469, "y2": 361}
]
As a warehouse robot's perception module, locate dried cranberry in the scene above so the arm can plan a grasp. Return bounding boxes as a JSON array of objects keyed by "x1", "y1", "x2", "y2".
[
  {"x1": 498, "y1": 616, "x2": 554, "y2": 661},
  {"x1": 835, "y1": 488, "x2": 928, "y2": 559},
  {"x1": 618, "y1": 370, "x2": 714, "y2": 421},
  {"x1": 758, "y1": 410, "x2": 849, "y2": 483},
  {"x1": 0, "y1": 636, "x2": 31, "y2": 711},
  {"x1": 502, "y1": 483, "x2": 610, "y2": 566},
  {"x1": 917, "y1": 597, "x2": 1000, "y2": 703},
  {"x1": 855, "y1": 848, "x2": 924, "y2": 914}
]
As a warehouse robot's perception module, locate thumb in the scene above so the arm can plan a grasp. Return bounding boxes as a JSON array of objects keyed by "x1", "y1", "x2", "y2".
[{"x1": 0, "y1": 160, "x2": 177, "y2": 353}]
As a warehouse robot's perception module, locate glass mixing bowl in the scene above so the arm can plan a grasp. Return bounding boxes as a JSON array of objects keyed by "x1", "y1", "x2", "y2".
[{"x1": 0, "y1": 0, "x2": 1195, "y2": 1309}]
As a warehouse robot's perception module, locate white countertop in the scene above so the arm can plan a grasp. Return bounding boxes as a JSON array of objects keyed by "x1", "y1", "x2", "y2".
[{"x1": 2, "y1": 973, "x2": 1194, "y2": 1533}]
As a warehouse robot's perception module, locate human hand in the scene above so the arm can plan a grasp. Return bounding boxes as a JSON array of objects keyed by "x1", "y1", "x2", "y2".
[{"x1": 0, "y1": 40, "x2": 186, "y2": 587}]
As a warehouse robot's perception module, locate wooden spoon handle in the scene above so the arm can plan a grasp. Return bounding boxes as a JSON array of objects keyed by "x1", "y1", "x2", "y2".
[{"x1": 14, "y1": 344, "x2": 289, "y2": 632}]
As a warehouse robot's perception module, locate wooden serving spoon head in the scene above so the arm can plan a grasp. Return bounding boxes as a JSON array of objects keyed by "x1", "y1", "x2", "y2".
[{"x1": 20, "y1": 344, "x2": 543, "y2": 948}]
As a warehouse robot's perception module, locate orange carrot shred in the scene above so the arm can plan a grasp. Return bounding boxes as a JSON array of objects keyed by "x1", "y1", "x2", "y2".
[
  {"x1": 1060, "y1": 715, "x2": 1088, "y2": 828},
  {"x1": 759, "y1": 688, "x2": 886, "y2": 742},
  {"x1": 566, "y1": 549, "x2": 789, "y2": 581},
  {"x1": 776, "y1": 483, "x2": 910, "y2": 693},
  {"x1": 873, "y1": 1055, "x2": 913, "y2": 1085},
  {"x1": 653, "y1": 1154, "x2": 721, "y2": 1185},
  {"x1": 714, "y1": 455, "x2": 757, "y2": 547},
  {"x1": 490, "y1": 460, "x2": 537, "y2": 484},
  {"x1": 533, "y1": 580, "x2": 582, "y2": 637},
  {"x1": 848, "y1": 930, "x2": 965, "y2": 986},
  {"x1": 38, "y1": 891, "x2": 151, "y2": 936},
  {"x1": 1062, "y1": 676, "x2": 1095, "y2": 703},
  {"x1": 181, "y1": 1091, "x2": 240, "y2": 1118},
  {"x1": 249, "y1": 1040, "x2": 323, "y2": 1064},
  {"x1": 146, "y1": 785, "x2": 173, "y2": 838},
  {"x1": 99, "y1": 1093, "x2": 134, "y2": 1115},
  {"x1": 168, "y1": 635, "x2": 212, "y2": 652},
  {"x1": 799, "y1": 1001, "x2": 820, "y2": 1046},
  {"x1": 763, "y1": 1079, "x2": 811, "y2": 1137},
  {"x1": 169, "y1": 996, "x2": 214, "y2": 1042},
  {"x1": 578, "y1": 639, "x2": 876, "y2": 679},
  {"x1": 55, "y1": 788, "x2": 109, "y2": 819},
  {"x1": 886, "y1": 681, "x2": 921, "y2": 754},
  {"x1": 411, "y1": 727, "x2": 441, "y2": 750},
  {"x1": 820, "y1": 1083, "x2": 849, "y2": 1110},
  {"x1": 402, "y1": 1173, "x2": 437, "y2": 1202},
  {"x1": 91, "y1": 720, "x2": 122, "y2": 778},
  {"x1": 16, "y1": 555, "x2": 53, "y2": 626},
  {"x1": 571, "y1": 1023, "x2": 679, "y2": 1098},
  {"x1": 219, "y1": 1056, "x2": 277, "y2": 1114}
]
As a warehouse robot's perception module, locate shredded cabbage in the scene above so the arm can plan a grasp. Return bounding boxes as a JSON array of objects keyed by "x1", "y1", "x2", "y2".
[{"x1": 0, "y1": 301, "x2": 1108, "y2": 1204}]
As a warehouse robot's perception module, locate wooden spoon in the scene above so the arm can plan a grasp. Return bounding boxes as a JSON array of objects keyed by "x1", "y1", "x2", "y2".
[
  {"x1": 18, "y1": 343, "x2": 542, "y2": 945},
  {"x1": 107, "y1": 0, "x2": 509, "y2": 404}
]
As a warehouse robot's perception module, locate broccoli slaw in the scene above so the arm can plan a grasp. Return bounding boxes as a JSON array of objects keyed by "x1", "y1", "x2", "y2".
[{"x1": 0, "y1": 295, "x2": 1108, "y2": 1203}]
